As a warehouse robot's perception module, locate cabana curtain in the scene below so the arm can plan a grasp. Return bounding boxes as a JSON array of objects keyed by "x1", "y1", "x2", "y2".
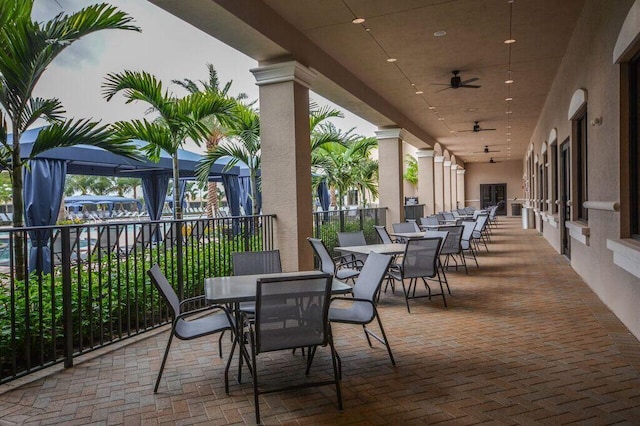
[{"x1": 24, "y1": 159, "x2": 67, "y2": 273}]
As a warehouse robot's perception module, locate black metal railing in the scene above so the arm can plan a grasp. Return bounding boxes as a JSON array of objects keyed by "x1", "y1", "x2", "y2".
[
  {"x1": 0, "y1": 214, "x2": 275, "y2": 384},
  {"x1": 312, "y1": 207, "x2": 387, "y2": 255}
]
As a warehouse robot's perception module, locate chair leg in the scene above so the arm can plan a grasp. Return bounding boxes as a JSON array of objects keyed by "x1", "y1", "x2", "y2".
[
  {"x1": 306, "y1": 346, "x2": 318, "y2": 375},
  {"x1": 328, "y1": 332, "x2": 343, "y2": 411},
  {"x1": 154, "y1": 331, "x2": 175, "y2": 393},
  {"x1": 373, "y1": 310, "x2": 395, "y2": 366},
  {"x1": 251, "y1": 336, "x2": 260, "y2": 425},
  {"x1": 363, "y1": 324, "x2": 373, "y2": 347},
  {"x1": 400, "y1": 279, "x2": 411, "y2": 313},
  {"x1": 218, "y1": 331, "x2": 225, "y2": 358}
]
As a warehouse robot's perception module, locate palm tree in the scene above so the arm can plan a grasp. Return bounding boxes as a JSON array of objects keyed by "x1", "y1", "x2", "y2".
[
  {"x1": 112, "y1": 177, "x2": 141, "y2": 198},
  {"x1": 197, "y1": 103, "x2": 260, "y2": 216},
  {"x1": 102, "y1": 70, "x2": 236, "y2": 219},
  {"x1": 313, "y1": 134, "x2": 378, "y2": 209},
  {"x1": 0, "y1": 1, "x2": 140, "y2": 276},
  {"x1": 173, "y1": 64, "x2": 251, "y2": 218}
]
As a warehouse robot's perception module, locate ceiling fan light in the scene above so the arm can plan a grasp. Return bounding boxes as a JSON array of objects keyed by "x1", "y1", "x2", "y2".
[{"x1": 352, "y1": 17, "x2": 365, "y2": 24}]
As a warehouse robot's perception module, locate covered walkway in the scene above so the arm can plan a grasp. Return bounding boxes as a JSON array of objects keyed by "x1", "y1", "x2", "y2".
[{"x1": 2, "y1": 218, "x2": 640, "y2": 424}]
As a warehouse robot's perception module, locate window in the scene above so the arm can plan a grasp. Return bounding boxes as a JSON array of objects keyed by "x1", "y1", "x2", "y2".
[
  {"x1": 575, "y1": 110, "x2": 588, "y2": 221},
  {"x1": 551, "y1": 142, "x2": 558, "y2": 214},
  {"x1": 543, "y1": 151, "x2": 548, "y2": 212},
  {"x1": 630, "y1": 51, "x2": 640, "y2": 238}
]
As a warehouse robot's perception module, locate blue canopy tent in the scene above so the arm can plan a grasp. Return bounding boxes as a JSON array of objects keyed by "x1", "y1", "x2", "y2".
[
  {"x1": 64, "y1": 195, "x2": 143, "y2": 215},
  {"x1": 13, "y1": 126, "x2": 242, "y2": 273},
  {"x1": 215, "y1": 156, "x2": 261, "y2": 215}
]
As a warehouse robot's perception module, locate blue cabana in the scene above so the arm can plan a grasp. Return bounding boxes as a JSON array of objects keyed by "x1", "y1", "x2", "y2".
[
  {"x1": 64, "y1": 195, "x2": 143, "y2": 215},
  {"x1": 14, "y1": 126, "x2": 243, "y2": 273}
]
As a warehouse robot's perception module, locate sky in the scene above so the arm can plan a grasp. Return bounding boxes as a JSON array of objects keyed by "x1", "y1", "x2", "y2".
[{"x1": 32, "y1": 0, "x2": 377, "y2": 153}]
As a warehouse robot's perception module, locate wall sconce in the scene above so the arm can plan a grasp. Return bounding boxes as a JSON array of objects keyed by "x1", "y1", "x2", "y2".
[{"x1": 590, "y1": 116, "x2": 602, "y2": 126}]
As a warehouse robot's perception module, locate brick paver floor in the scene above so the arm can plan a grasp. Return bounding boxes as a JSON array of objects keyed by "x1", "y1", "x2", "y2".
[{"x1": 2, "y1": 218, "x2": 640, "y2": 425}]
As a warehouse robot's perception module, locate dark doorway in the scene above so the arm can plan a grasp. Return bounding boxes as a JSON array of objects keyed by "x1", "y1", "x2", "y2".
[
  {"x1": 480, "y1": 183, "x2": 507, "y2": 215},
  {"x1": 560, "y1": 139, "x2": 571, "y2": 258}
]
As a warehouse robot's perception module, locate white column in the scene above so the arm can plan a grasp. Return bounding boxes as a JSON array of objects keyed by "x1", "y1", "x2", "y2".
[
  {"x1": 456, "y1": 168, "x2": 466, "y2": 208},
  {"x1": 251, "y1": 61, "x2": 316, "y2": 271},
  {"x1": 451, "y1": 164, "x2": 459, "y2": 210},
  {"x1": 417, "y1": 150, "x2": 435, "y2": 215},
  {"x1": 376, "y1": 128, "x2": 405, "y2": 227},
  {"x1": 443, "y1": 160, "x2": 452, "y2": 211},
  {"x1": 434, "y1": 156, "x2": 445, "y2": 213}
]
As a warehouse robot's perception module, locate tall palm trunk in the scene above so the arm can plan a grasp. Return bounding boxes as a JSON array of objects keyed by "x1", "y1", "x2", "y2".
[
  {"x1": 11, "y1": 129, "x2": 25, "y2": 280},
  {"x1": 205, "y1": 131, "x2": 222, "y2": 218},
  {"x1": 172, "y1": 155, "x2": 182, "y2": 220}
]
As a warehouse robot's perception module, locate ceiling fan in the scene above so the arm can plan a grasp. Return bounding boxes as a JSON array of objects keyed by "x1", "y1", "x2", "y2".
[
  {"x1": 459, "y1": 121, "x2": 497, "y2": 133},
  {"x1": 432, "y1": 70, "x2": 481, "y2": 92},
  {"x1": 474, "y1": 145, "x2": 501, "y2": 154},
  {"x1": 488, "y1": 157, "x2": 502, "y2": 164}
]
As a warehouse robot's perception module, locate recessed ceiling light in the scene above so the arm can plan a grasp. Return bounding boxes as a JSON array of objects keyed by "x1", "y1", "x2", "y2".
[
  {"x1": 504, "y1": 39, "x2": 516, "y2": 44},
  {"x1": 506, "y1": 111, "x2": 513, "y2": 114},
  {"x1": 507, "y1": 132, "x2": 512, "y2": 136},
  {"x1": 466, "y1": 108, "x2": 478, "y2": 112},
  {"x1": 505, "y1": 97, "x2": 513, "y2": 101},
  {"x1": 434, "y1": 30, "x2": 447, "y2": 37},
  {"x1": 387, "y1": 58, "x2": 397, "y2": 62},
  {"x1": 352, "y1": 17, "x2": 365, "y2": 24},
  {"x1": 450, "y1": 130, "x2": 456, "y2": 133},
  {"x1": 428, "y1": 106, "x2": 436, "y2": 110},
  {"x1": 365, "y1": 28, "x2": 371, "y2": 32},
  {"x1": 505, "y1": 79, "x2": 514, "y2": 84},
  {"x1": 438, "y1": 117, "x2": 445, "y2": 120},
  {"x1": 507, "y1": 138, "x2": 512, "y2": 141},
  {"x1": 415, "y1": 90, "x2": 423, "y2": 94}
]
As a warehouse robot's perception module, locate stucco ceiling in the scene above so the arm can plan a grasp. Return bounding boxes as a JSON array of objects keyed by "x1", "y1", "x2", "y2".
[{"x1": 149, "y1": 0, "x2": 585, "y2": 165}]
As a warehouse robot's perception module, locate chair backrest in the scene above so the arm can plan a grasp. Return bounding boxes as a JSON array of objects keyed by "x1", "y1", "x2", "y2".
[
  {"x1": 439, "y1": 225, "x2": 463, "y2": 255},
  {"x1": 420, "y1": 216, "x2": 440, "y2": 226},
  {"x1": 147, "y1": 264, "x2": 179, "y2": 318},
  {"x1": 402, "y1": 237, "x2": 442, "y2": 279},
  {"x1": 474, "y1": 214, "x2": 489, "y2": 233},
  {"x1": 232, "y1": 250, "x2": 282, "y2": 276},
  {"x1": 353, "y1": 252, "x2": 392, "y2": 302},
  {"x1": 307, "y1": 238, "x2": 335, "y2": 275},
  {"x1": 489, "y1": 205, "x2": 498, "y2": 220},
  {"x1": 374, "y1": 225, "x2": 393, "y2": 244},
  {"x1": 442, "y1": 211, "x2": 455, "y2": 221},
  {"x1": 337, "y1": 231, "x2": 367, "y2": 248},
  {"x1": 424, "y1": 230, "x2": 448, "y2": 255},
  {"x1": 255, "y1": 273, "x2": 332, "y2": 353},
  {"x1": 461, "y1": 221, "x2": 476, "y2": 249},
  {"x1": 392, "y1": 222, "x2": 417, "y2": 233}
]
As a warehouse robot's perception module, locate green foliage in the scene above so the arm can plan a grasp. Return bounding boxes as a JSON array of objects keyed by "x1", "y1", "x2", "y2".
[
  {"x1": 0, "y1": 229, "x2": 265, "y2": 382},
  {"x1": 404, "y1": 155, "x2": 418, "y2": 187}
]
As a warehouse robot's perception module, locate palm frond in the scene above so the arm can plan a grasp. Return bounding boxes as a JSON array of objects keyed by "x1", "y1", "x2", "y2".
[
  {"x1": 21, "y1": 97, "x2": 65, "y2": 129},
  {"x1": 102, "y1": 70, "x2": 168, "y2": 110},
  {"x1": 110, "y1": 119, "x2": 176, "y2": 155},
  {"x1": 29, "y1": 119, "x2": 142, "y2": 160}
]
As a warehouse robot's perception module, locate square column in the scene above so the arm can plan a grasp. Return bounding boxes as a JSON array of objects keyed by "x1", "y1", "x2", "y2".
[
  {"x1": 251, "y1": 61, "x2": 317, "y2": 271},
  {"x1": 376, "y1": 128, "x2": 405, "y2": 226},
  {"x1": 443, "y1": 160, "x2": 452, "y2": 211},
  {"x1": 417, "y1": 150, "x2": 435, "y2": 215},
  {"x1": 457, "y1": 168, "x2": 466, "y2": 208},
  {"x1": 451, "y1": 164, "x2": 459, "y2": 210},
  {"x1": 434, "y1": 156, "x2": 445, "y2": 213}
]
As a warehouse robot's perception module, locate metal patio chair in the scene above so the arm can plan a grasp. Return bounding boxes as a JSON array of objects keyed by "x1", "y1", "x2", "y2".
[{"x1": 308, "y1": 237, "x2": 361, "y2": 283}]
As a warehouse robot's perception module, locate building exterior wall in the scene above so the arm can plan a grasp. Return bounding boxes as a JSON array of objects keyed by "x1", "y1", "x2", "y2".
[
  {"x1": 465, "y1": 160, "x2": 524, "y2": 215},
  {"x1": 527, "y1": 0, "x2": 640, "y2": 338}
]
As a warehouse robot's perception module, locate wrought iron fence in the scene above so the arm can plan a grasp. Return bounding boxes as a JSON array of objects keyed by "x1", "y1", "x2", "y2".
[
  {"x1": 312, "y1": 207, "x2": 387, "y2": 255},
  {"x1": 0, "y1": 215, "x2": 275, "y2": 384}
]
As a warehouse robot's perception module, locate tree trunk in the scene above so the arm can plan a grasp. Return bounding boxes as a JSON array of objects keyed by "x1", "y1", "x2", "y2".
[
  {"x1": 205, "y1": 131, "x2": 222, "y2": 218},
  {"x1": 11, "y1": 129, "x2": 25, "y2": 280},
  {"x1": 172, "y1": 154, "x2": 182, "y2": 220},
  {"x1": 330, "y1": 187, "x2": 337, "y2": 209}
]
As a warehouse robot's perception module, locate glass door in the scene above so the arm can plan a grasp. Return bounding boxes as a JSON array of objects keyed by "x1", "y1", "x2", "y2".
[
  {"x1": 560, "y1": 139, "x2": 571, "y2": 258},
  {"x1": 480, "y1": 183, "x2": 507, "y2": 215}
]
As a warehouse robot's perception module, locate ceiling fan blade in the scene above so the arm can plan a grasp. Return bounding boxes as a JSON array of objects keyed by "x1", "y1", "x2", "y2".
[
  {"x1": 460, "y1": 77, "x2": 479, "y2": 85},
  {"x1": 435, "y1": 86, "x2": 452, "y2": 93},
  {"x1": 429, "y1": 83, "x2": 451, "y2": 86},
  {"x1": 458, "y1": 129, "x2": 476, "y2": 132},
  {"x1": 460, "y1": 84, "x2": 482, "y2": 88},
  {"x1": 478, "y1": 128, "x2": 497, "y2": 131}
]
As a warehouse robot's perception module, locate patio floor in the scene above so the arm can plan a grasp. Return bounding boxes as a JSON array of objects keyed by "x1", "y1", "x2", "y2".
[{"x1": 2, "y1": 218, "x2": 640, "y2": 425}]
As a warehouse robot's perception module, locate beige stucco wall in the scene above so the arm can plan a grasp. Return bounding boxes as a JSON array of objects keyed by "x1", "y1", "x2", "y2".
[
  {"x1": 527, "y1": 0, "x2": 640, "y2": 339},
  {"x1": 464, "y1": 160, "x2": 524, "y2": 215}
]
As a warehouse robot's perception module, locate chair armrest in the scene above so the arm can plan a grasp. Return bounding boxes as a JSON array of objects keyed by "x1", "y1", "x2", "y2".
[
  {"x1": 179, "y1": 295, "x2": 205, "y2": 309},
  {"x1": 335, "y1": 258, "x2": 364, "y2": 270},
  {"x1": 175, "y1": 303, "x2": 229, "y2": 322},
  {"x1": 331, "y1": 296, "x2": 373, "y2": 304}
]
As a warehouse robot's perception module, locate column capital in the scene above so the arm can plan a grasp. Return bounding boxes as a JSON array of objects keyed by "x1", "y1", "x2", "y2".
[
  {"x1": 416, "y1": 149, "x2": 435, "y2": 158},
  {"x1": 434, "y1": 155, "x2": 445, "y2": 163},
  {"x1": 250, "y1": 61, "x2": 317, "y2": 88},
  {"x1": 456, "y1": 168, "x2": 466, "y2": 175},
  {"x1": 375, "y1": 127, "x2": 407, "y2": 140},
  {"x1": 451, "y1": 164, "x2": 459, "y2": 170},
  {"x1": 443, "y1": 160, "x2": 452, "y2": 167}
]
